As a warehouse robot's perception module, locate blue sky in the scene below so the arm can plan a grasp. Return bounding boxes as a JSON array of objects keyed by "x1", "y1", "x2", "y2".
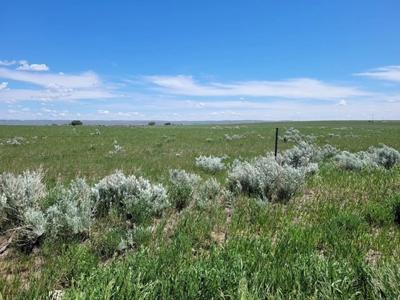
[{"x1": 1, "y1": 0, "x2": 400, "y2": 120}]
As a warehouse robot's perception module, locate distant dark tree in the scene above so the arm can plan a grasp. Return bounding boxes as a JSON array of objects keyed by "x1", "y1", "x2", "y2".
[
  {"x1": 70, "y1": 120, "x2": 83, "y2": 126},
  {"x1": 148, "y1": 121, "x2": 156, "y2": 126},
  {"x1": 164, "y1": 122, "x2": 172, "y2": 126}
]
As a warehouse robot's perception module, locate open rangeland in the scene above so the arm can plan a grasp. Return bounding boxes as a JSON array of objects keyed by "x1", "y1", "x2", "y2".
[{"x1": 1, "y1": 121, "x2": 400, "y2": 299}]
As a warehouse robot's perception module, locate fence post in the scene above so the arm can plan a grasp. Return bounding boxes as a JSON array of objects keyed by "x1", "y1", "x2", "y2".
[{"x1": 274, "y1": 128, "x2": 279, "y2": 159}]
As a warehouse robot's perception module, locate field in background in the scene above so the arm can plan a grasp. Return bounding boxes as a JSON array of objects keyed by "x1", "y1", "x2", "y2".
[
  {"x1": 1, "y1": 121, "x2": 399, "y2": 184},
  {"x1": 1, "y1": 120, "x2": 400, "y2": 299}
]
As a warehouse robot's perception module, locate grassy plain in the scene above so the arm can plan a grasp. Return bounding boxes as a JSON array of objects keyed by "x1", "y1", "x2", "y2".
[{"x1": 1, "y1": 121, "x2": 400, "y2": 299}]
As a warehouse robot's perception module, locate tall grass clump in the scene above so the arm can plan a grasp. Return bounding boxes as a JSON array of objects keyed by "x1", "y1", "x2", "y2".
[{"x1": 195, "y1": 155, "x2": 226, "y2": 173}]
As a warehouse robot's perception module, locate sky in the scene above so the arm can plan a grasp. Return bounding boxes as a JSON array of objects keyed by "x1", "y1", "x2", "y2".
[{"x1": 1, "y1": 0, "x2": 400, "y2": 121}]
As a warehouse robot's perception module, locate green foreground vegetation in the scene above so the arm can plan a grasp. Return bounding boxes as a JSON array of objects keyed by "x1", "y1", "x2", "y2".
[{"x1": 1, "y1": 121, "x2": 400, "y2": 299}]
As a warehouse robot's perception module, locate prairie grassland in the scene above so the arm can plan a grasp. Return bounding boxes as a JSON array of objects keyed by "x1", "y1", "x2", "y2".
[
  {"x1": 0, "y1": 121, "x2": 399, "y2": 183},
  {"x1": 1, "y1": 121, "x2": 400, "y2": 299}
]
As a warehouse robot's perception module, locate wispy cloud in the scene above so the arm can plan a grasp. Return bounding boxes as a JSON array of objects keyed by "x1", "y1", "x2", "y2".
[
  {"x1": 0, "y1": 82, "x2": 8, "y2": 90},
  {"x1": 0, "y1": 67, "x2": 100, "y2": 88},
  {"x1": 0, "y1": 87, "x2": 118, "y2": 102},
  {"x1": 355, "y1": 65, "x2": 400, "y2": 83},
  {"x1": 0, "y1": 60, "x2": 16, "y2": 66},
  {"x1": 0, "y1": 65, "x2": 120, "y2": 102},
  {"x1": 16, "y1": 60, "x2": 49, "y2": 72},
  {"x1": 144, "y1": 75, "x2": 369, "y2": 100}
]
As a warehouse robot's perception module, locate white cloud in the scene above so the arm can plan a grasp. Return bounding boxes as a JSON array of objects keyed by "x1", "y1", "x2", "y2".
[
  {"x1": 144, "y1": 75, "x2": 369, "y2": 100},
  {"x1": 0, "y1": 67, "x2": 119, "y2": 102},
  {"x1": 355, "y1": 65, "x2": 400, "y2": 83},
  {"x1": 16, "y1": 60, "x2": 49, "y2": 71},
  {"x1": 97, "y1": 110, "x2": 110, "y2": 114},
  {"x1": 0, "y1": 82, "x2": 8, "y2": 90},
  {"x1": 0, "y1": 60, "x2": 16, "y2": 66},
  {"x1": 0, "y1": 87, "x2": 117, "y2": 102},
  {"x1": 0, "y1": 67, "x2": 98, "y2": 88},
  {"x1": 338, "y1": 99, "x2": 347, "y2": 106}
]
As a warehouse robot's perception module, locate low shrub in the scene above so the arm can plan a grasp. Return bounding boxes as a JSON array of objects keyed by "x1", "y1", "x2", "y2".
[
  {"x1": 224, "y1": 134, "x2": 243, "y2": 141},
  {"x1": 228, "y1": 155, "x2": 306, "y2": 202},
  {"x1": 334, "y1": 145, "x2": 400, "y2": 171},
  {"x1": 195, "y1": 155, "x2": 226, "y2": 173},
  {"x1": 281, "y1": 127, "x2": 316, "y2": 144},
  {"x1": 334, "y1": 151, "x2": 374, "y2": 171},
  {"x1": 93, "y1": 171, "x2": 169, "y2": 220},
  {"x1": 194, "y1": 178, "x2": 221, "y2": 208},
  {"x1": 0, "y1": 170, "x2": 47, "y2": 249},
  {"x1": 108, "y1": 140, "x2": 124, "y2": 155},
  {"x1": 46, "y1": 178, "x2": 95, "y2": 239},
  {"x1": 169, "y1": 169, "x2": 200, "y2": 210},
  {"x1": 368, "y1": 144, "x2": 400, "y2": 169},
  {"x1": 282, "y1": 141, "x2": 317, "y2": 168}
]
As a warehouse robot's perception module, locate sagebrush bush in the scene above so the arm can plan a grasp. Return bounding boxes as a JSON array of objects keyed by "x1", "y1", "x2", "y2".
[
  {"x1": 5, "y1": 136, "x2": 26, "y2": 145},
  {"x1": 228, "y1": 155, "x2": 306, "y2": 202},
  {"x1": 108, "y1": 140, "x2": 125, "y2": 155},
  {"x1": 194, "y1": 178, "x2": 221, "y2": 208},
  {"x1": 368, "y1": 144, "x2": 400, "y2": 169},
  {"x1": 169, "y1": 169, "x2": 200, "y2": 210},
  {"x1": 274, "y1": 166, "x2": 305, "y2": 201},
  {"x1": 93, "y1": 170, "x2": 169, "y2": 219},
  {"x1": 282, "y1": 141, "x2": 317, "y2": 168},
  {"x1": 334, "y1": 151, "x2": 367, "y2": 171},
  {"x1": 334, "y1": 144, "x2": 399, "y2": 171},
  {"x1": 0, "y1": 170, "x2": 46, "y2": 224},
  {"x1": 224, "y1": 134, "x2": 243, "y2": 141},
  {"x1": 282, "y1": 127, "x2": 316, "y2": 144},
  {"x1": 315, "y1": 144, "x2": 339, "y2": 161},
  {"x1": 0, "y1": 170, "x2": 47, "y2": 249},
  {"x1": 195, "y1": 155, "x2": 226, "y2": 173},
  {"x1": 46, "y1": 178, "x2": 94, "y2": 239}
]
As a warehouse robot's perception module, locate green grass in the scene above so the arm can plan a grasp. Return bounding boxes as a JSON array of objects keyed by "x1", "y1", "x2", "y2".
[
  {"x1": 1, "y1": 121, "x2": 399, "y2": 184},
  {"x1": 1, "y1": 121, "x2": 400, "y2": 299}
]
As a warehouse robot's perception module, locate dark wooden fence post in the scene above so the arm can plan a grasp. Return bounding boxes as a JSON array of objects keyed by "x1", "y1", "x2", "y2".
[{"x1": 274, "y1": 128, "x2": 279, "y2": 159}]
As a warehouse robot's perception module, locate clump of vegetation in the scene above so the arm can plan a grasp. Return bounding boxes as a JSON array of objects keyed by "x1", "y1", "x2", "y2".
[
  {"x1": 108, "y1": 140, "x2": 125, "y2": 155},
  {"x1": 70, "y1": 120, "x2": 83, "y2": 126},
  {"x1": 281, "y1": 127, "x2": 316, "y2": 143},
  {"x1": 195, "y1": 155, "x2": 226, "y2": 173},
  {"x1": 169, "y1": 169, "x2": 200, "y2": 210},
  {"x1": 4, "y1": 136, "x2": 26, "y2": 145},
  {"x1": 334, "y1": 145, "x2": 400, "y2": 171},
  {"x1": 90, "y1": 128, "x2": 101, "y2": 136},
  {"x1": 224, "y1": 134, "x2": 243, "y2": 140},
  {"x1": 228, "y1": 155, "x2": 305, "y2": 202},
  {"x1": 148, "y1": 121, "x2": 156, "y2": 126},
  {"x1": 0, "y1": 170, "x2": 47, "y2": 250},
  {"x1": 194, "y1": 178, "x2": 222, "y2": 208},
  {"x1": 369, "y1": 144, "x2": 400, "y2": 169},
  {"x1": 46, "y1": 178, "x2": 94, "y2": 239},
  {"x1": 93, "y1": 170, "x2": 169, "y2": 219}
]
